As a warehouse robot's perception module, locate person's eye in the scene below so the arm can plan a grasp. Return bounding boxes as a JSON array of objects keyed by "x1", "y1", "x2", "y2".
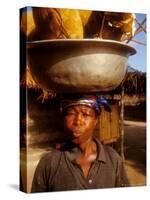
[
  {"x1": 82, "y1": 113, "x2": 91, "y2": 117},
  {"x1": 66, "y1": 111, "x2": 76, "y2": 115}
]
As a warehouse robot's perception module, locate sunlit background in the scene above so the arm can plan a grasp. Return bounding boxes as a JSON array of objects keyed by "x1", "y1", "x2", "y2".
[{"x1": 128, "y1": 13, "x2": 146, "y2": 72}]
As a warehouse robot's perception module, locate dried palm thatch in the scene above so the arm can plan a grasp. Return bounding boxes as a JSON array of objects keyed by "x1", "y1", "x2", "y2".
[
  {"x1": 20, "y1": 65, "x2": 39, "y2": 89},
  {"x1": 114, "y1": 67, "x2": 146, "y2": 96},
  {"x1": 122, "y1": 70, "x2": 146, "y2": 95},
  {"x1": 20, "y1": 65, "x2": 56, "y2": 102}
]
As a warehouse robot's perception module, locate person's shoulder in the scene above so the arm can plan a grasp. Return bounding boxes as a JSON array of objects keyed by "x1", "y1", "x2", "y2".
[
  {"x1": 38, "y1": 149, "x2": 62, "y2": 165},
  {"x1": 103, "y1": 144, "x2": 122, "y2": 163},
  {"x1": 41, "y1": 149, "x2": 61, "y2": 160},
  {"x1": 104, "y1": 145, "x2": 120, "y2": 156}
]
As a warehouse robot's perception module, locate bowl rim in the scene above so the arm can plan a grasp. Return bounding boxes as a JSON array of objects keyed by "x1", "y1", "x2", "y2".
[{"x1": 27, "y1": 39, "x2": 136, "y2": 56}]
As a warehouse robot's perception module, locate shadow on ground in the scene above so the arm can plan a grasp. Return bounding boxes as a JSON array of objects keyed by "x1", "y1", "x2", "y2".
[
  {"x1": 123, "y1": 122, "x2": 146, "y2": 185},
  {"x1": 9, "y1": 184, "x2": 19, "y2": 191}
]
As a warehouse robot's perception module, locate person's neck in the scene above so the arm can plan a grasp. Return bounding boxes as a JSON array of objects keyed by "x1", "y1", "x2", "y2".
[{"x1": 79, "y1": 137, "x2": 96, "y2": 157}]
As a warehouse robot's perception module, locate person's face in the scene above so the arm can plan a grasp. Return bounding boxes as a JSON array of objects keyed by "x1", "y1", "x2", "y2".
[{"x1": 63, "y1": 105, "x2": 98, "y2": 145}]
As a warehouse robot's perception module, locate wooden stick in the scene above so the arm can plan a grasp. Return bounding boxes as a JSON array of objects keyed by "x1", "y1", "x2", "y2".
[
  {"x1": 135, "y1": 18, "x2": 146, "y2": 33},
  {"x1": 99, "y1": 13, "x2": 106, "y2": 38},
  {"x1": 120, "y1": 87, "x2": 125, "y2": 161},
  {"x1": 130, "y1": 38, "x2": 146, "y2": 46},
  {"x1": 127, "y1": 18, "x2": 146, "y2": 43}
]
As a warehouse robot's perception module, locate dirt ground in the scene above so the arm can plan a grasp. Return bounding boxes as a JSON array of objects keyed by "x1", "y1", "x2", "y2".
[{"x1": 123, "y1": 120, "x2": 146, "y2": 186}]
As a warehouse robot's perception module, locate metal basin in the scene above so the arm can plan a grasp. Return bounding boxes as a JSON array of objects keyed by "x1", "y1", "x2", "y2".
[{"x1": 27, "y1": 39, "x2": 136, "y2": 93}]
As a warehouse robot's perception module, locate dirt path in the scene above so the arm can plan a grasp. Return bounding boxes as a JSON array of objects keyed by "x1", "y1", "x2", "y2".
[{"x1": 124, "y1": 120, "x2": 146, "y2": 186}]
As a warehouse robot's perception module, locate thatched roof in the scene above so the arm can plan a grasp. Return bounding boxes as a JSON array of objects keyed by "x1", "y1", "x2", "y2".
[
  {"x1": 20, "y1": 65, "x2": 56, "y2": 102},
  {"x1": 20, "y1": 65, "x2": 40, "y2": 89},
  {"x1": 114, "y1": 66, "x2": 146, "y2": 96}
]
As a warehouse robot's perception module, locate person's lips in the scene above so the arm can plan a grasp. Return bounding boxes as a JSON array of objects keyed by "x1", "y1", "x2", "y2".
[
  {"x1": 72, "y1": 132, "x2": 81, "y2": 137},
  {"x1": 72, "y1": 128, "x2": 83, "y2": 137}
]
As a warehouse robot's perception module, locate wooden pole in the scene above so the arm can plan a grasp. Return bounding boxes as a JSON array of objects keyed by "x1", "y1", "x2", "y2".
[
  {"x1": 135, "y1": 18, "x2": 146, "y2": 33},
  {"x1": 120, "y1": 87, "x2": 125, "y2": 161},
  {"x1": 129, "y1": 39, "x2": 146, "y2": 46},
  {"x1": 99, "y1": 13, "x2": 106, "y2": 39},
  {"x1": 127, "y1": 18, "x2": 146, "y2": 44}
]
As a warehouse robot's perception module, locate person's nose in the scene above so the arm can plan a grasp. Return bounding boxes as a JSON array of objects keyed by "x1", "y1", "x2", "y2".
[{"x1": 74, "y1": 113, "x2": 83, "y2": 125}]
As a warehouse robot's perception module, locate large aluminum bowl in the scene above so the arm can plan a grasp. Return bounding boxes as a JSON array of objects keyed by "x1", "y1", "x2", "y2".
[{"x1": 27, "y1": 39, "x2": 136, "y2": 93}]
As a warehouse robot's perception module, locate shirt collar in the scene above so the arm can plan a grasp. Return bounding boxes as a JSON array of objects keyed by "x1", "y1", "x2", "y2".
[
  {"x1": 64, "y1": 137, "x2": 106, "y2": 163},
  {"x1": 94, "y1": 137, "x2": 106, "y2": 163}
]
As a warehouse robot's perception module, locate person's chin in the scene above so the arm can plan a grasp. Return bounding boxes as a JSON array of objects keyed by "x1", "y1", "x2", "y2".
[
  {"x1": 72, "y1": 138, "x2": 81, "y2": 145},
  {"x1": 71, "y1": 134, "x2": 84, "y2": 145},
  {"x1": 70, "y1": 134, "x2": 81, "y2": 144}
]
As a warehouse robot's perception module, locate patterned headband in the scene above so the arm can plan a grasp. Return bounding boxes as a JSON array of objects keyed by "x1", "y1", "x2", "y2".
[{"x1": 60, "y1": 95, "x2": 111, "y2": 113}]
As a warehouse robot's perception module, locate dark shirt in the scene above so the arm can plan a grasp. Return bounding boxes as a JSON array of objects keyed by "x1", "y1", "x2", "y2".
[{"x1": 31, "y1": 138, "x2": 129, "y2": 192}]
